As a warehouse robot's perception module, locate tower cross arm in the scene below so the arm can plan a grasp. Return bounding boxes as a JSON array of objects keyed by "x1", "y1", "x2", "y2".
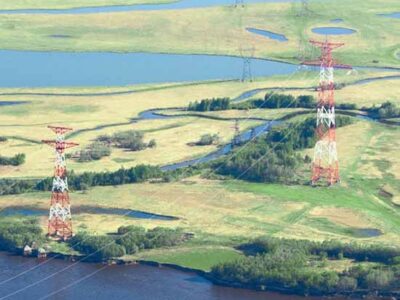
[
  {"x1": 302, "y1": 60, "x2": 352, "y2": 70},
  {"x1": 42, "y1": 140, "x2": 79, "y2": 149}
]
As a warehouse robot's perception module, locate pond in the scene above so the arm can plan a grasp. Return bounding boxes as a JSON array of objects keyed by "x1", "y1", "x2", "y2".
[
  {"x1": 0, "y1": 0, "x2": 298, "y2": 14},
  {"x1": 0, "y1": 206, "x2": 178, "y2": 221},
  {"x1": 246, "y1": 27, "x2": 288, "y2": 42},
  {"x1": 0, "y1": 101, "x2": 29, "y2": 106},
  {"x1": 312, "y1": 27, "x2": 356, "y2": 35},
  {"x1": 0, "y1": 50, "x2": 297, "y2": 88},
  {"x1": 379, "y1": 12, "x2": 400, "y2": 19}
]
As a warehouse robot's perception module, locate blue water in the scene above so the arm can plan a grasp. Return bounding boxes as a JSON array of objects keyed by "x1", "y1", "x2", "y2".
[
  {"x1": 0, "y1": 0, "x2": 296, "y2": 14},
  {"x1": 246, "y1": 27, "x2": 288, "y2": 42},
  {"x1": 0, "y1": 50, "x2": 297, "y2": 88},
  {"x1": 379, "y1": 12, "x2": 400, "y2": 19},
  {"x1": 330, "y1": 18, "x2": 343, "y2": 23},
  {"x1": 0, "y1": 206, "x2": 178, "y2": 220},
  {"x1": 312, "y1": 27, "x2": 356, "y2": 35},
  {"x1": 0, "y1": 101, "x2": 29, "y2": 106},
  {"x1": 161, "y1": 120, "x2": 281, "y2": 171}
]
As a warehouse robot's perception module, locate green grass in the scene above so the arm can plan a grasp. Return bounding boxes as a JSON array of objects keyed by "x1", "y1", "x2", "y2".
[
  {"x1": 0, "y1": 0, "x2": 398, "y2": 67},
  {"x1": 136, "y1": 247, "x2": 243, "y2": 271}
]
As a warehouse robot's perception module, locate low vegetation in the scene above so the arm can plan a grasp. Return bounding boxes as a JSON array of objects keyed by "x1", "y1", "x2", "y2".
[
  {"x1": 0, "y1": 153, "x2": 26, "y2": 166},
  {"x1": 0, "y1": 137, "x2": 7, "y2": 142},
  {"x1": 362, "y1": 101, "x2": 400, "y2": 119},
  {"x1": 195, "y1": 134, "x2": 220, "y2": 146},
  {"x1": 0, "y1": 218, "x2": 44, "y2": 252},
  {"x1": 97, "y1": 130, "x2": 156, "y2": 152},
  {"x1": 69, "y1": 226, "x2": 186, "y2": 262},
  {"x1": 75, "y1": 141, "x2": 112, "y2": 162},
  {"x1": 188, "y1": 98, "x2": 231, "y2": 112},
  {"x1": 211, "y1": 237, "x2": 400, "y2": 296},
  {"x1": 212, "y1": 117, "x2": 353, "y2": 184}
]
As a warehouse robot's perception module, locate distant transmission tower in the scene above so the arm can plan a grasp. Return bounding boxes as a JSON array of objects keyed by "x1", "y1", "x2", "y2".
[
  {"x1": 303, "y1": 40, "x2": 351, "y2": 186},
  {"x1": 43, "y1": 126, "x2": 78, "y2": 240},
  {"x1": 232, "y1": 119, "x2": 241, "y2": 145},
  {"x1": 234, "y1": 0, "x2": 244, "y2": 8},
  {"x1": 297, "y1": 0, "x2": 309, "y2": 17},
  {"x1": 239, "y1": 46, "x2": 255, "y2": 82}
]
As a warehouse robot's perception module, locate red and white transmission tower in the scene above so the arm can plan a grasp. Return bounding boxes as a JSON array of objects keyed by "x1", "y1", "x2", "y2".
[
  {"x1": 303, "y1": 39, "x2": 351, "y2": 186},
  {"x1": 42, "y1": 126, "x2": 78, "y2": 240}
]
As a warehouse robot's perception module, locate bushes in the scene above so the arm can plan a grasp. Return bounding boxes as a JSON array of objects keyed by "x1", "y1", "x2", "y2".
[
  {"x1": 0, "y1": 218, "x2": 44, "y2": 252},
  {"x1": 76, "y1": 141, "x2": 111, "y2": 162},
  {"x1": 69, "y1": 234, "x2": 126, "y2": 262},
  {"x1": 0, "y1": 178, "x2": 36, "y2": 195},
  {"x1": 363, "y1": 101, "x2": 400, "y2": 119},
  {"x1": 0, "y1": 136, "x2": 7, "y2": 142},
  {"x1": 0, "y1": 153, "x2": 25, "y2": 166},
  {"x1": 195, "y1": 134, "x2": 220, "y2": 146},
  {"x1": 69, "y1": 226, "x2": 185, "y2": 261},
  {"x1": 188, "y1": 98, "x2": 231, "y2": 112},
  {"x1": 212, "y1": 116, "x2": 353, "y2": 184},
  {"x1": 97, "y1": 130, "x2": 156, "y2": 152},
  {"x1": 36, "y1": 164, "x2": 162, "y2": 192},
  {"x1": 211, "y1": 237, "x2": 400, "y2": 295}
]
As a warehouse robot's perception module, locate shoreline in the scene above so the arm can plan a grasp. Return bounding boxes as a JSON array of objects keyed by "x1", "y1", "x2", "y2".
[{"x1": 4, "y1": 250, "x2": 399, "y2": 299}]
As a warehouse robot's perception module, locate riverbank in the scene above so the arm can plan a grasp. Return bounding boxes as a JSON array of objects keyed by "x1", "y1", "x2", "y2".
[
  {"x1": 5, "y1": 249, "x2": 399, "y2": 299},
  {"x1": 0, "y1": 0, "x2": 398, "y2": 68}
]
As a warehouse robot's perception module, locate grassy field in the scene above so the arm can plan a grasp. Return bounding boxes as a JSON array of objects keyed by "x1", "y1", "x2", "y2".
[
  {"x1": 0, "y1": 0, "x2": 398, "y2": 67},
  {"x1": 1, "y1": 121, "x2": 399, "y2": 269},
  {"x1": 0, "y1": 0, "x2": 175, "y2": 10},
  {"x1": 0, "y1": 69, "x2": 398, "y2": 178}
]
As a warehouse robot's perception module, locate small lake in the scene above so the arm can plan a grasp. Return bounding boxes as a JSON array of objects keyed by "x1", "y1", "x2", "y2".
[
  {"x1": 312, "y1": 27, "x2": 356, "y2": 35},
  {"x1": 330, "y1": 18, "x2": 344, "y2": 23},
  {"x1": 0, "y1": 0, "x2": 297, "y2": 14},
  {"x1": 0, "y1": 206, "x2": 178, "y2": 221},
  {"x1": 0, "y1": 50, "x2": 297, "y2": 88},
  {"x1": 246, "y1": 28, "x2": 288, "y2": 42}
]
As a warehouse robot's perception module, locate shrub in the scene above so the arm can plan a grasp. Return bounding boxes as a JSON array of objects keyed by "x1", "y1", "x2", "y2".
[
  {"x1": 0, "y1": 153, "x2": 26, "y2": 166},
  {"x1": 196, "y1": 134, "x2": 220, "y2": 146}
]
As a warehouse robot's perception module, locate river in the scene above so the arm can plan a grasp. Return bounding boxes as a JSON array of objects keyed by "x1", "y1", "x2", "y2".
[
  {"x1": 0, "y1": 0, "x2": 298, "y2": 14},
  {"x1": 0, "y1": 252, "x2": 337, "y2": 300},
  {"x1": 0, "y1": 50, "x2": 297, "y2": 88}
]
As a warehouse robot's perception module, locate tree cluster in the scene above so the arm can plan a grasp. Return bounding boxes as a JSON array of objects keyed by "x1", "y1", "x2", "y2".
[
  {"x1": 69, "y1": 226, "x2": 185, "y2": 262},
  {"x1": 363, "y1": 101, "x2": 400, "y2": 119},
  {"x1": 0, "y1": 218, "x2": 44, "y2": 252},
  {"x1": 211, "y1": 237, "x2": 400, "y2": 296},
  {"x1": 212, "y1": 117, "x2": 352, "y2": 184},
  {"x1": 75, "y1": 141, "x2": 111, "y2": 162},
  {"x1": 36, "y1": 164, "x2": 162, "y2": 191},
  {"x1": 188, "y1": 98, "x2": 231, "y2": 112},
  {"x1": 0, "y1": 153, "x2": 25, "y2": 166},
  {"x1": 195, "y1": 134, "x2": 220, "y2": 146},
  {"x1": 97, "y1": 130, "x2": 156, "y2": 152}
]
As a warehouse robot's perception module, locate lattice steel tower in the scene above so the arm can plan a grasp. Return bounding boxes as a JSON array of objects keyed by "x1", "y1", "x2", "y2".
[
  {"x1": 239, "y1": 46, "x2": 255, "y2": 82},
  {"x1": 43, "y1": 126, "x2": 78, "y2": 240},
  {"x1": 234, "y1": 0, "x2": 244, "y2": 7},
  {"x1": 303, "y1": 40, "x2": 351, "y2": 186}
]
